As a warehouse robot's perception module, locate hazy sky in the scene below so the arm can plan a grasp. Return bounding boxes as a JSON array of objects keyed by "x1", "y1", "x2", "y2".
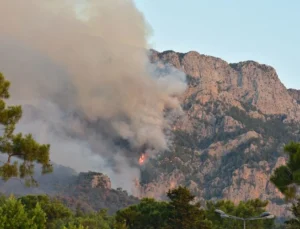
[{"x1": 134, "y1": 0, "x2": 300, "y2": 89}]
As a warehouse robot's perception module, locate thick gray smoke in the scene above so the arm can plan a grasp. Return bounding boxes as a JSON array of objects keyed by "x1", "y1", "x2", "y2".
[{"x1": 0, "y1": 0, "x2": 186, "y2": 192}]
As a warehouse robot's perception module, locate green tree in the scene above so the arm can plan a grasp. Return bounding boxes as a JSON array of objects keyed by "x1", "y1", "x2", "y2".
[
  {"x1": 113, "y1": 220, "x2": 128, "y2": 229},
  {"x1": 19, "y1": 194, "x2": 115, "y2": 229},
  {"x1": 60, "y1": 209, "x2": 114, "y2": 229},
  {"x1": 19, "y1": 194, "x2": 72, "y2": 228},
  {"x1": 270, "y1": 141, "x2": 300, "y2": 200},
  {"x1": 116, "y1": 187, "x2": 212, "y2": 229},
  {"x1": 0, "y1": 195, "x2": 32, "y2": 228},
  {"x1": 206, "y1": 199, "x2": 275, "y2": 229},
  {"x1": 166, "y1": 186, "x2": 212, "y2": 229},
  {"x1": 0, "y1": 192, "x2": 6, "y2": 205},
  {"x1": 115, "y1": 198, "x2": 169, "y2": 229},
  {"x1": 205, "y1": 200, "x2": 236, "y2": 229},
  {"x1": 0, "y1": 195, "x2": 47, "y2": 228},
  {"x1": 0, "y1": 72, "x2": 52, "y2": 185},
  {"x1": 0, "y1": 193, "x2": 118, "y2": 229},
  {"x1": 270, "y1": 142, "x2": 300, "y2": 228}
]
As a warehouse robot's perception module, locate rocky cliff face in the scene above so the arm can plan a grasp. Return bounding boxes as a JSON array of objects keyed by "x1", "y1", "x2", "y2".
[
  {"x1": 150, "y1": 50, "x2": 300, "y2": 121},
  {"x1": 77, "y1": 172, "x2": 112, "y2": 189},
  {"x1": 138, "y1": 49, "x2": 300, "y2": 217},
  {"x1": 288, "y1": 88, "x2": 300, "y2": 104}
]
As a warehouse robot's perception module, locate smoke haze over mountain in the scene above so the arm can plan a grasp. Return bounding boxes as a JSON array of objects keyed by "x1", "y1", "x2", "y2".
[{"x1": 0, "y1": 0, "x2": 186, "y2": 192}]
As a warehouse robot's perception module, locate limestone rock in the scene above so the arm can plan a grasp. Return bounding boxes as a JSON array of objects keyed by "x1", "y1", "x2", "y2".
[{"x1": 142, "y1": 49, "x2": 300, "y2": 216}]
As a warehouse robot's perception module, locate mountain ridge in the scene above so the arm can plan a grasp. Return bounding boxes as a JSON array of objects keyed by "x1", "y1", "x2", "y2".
[
  {"x1": 139, "y1": 49, "x2": 300, "y2": 217},
  {"x1": 149, "y1": 49, "x2": 300, "y2": 121},
  {"x1": 0, "y1": 49, "x2": 299, "y2": 217},
  {"x1": 150, "y1": 48, "x2": 299, "y2": 90}
]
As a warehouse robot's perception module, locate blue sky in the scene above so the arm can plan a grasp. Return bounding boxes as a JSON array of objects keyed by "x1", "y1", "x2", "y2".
[{"x1": 134, "y1": 0, "x2": 300, "y2": 89}]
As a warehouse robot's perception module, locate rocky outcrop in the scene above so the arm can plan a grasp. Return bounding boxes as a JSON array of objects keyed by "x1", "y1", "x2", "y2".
[
  {"x1": 222, "y1": 116, "x2": 244, "y2": 133},
  {"x1": 222, "y1": 158, "x2": 288, "y2": 217},
  {"x1": 205, "y1": 131, "x2": 260, "y2": 158},
  {"x1": 138, "y1": 169, "x2": 186, "y2": 199},
  {"x1": 77, "y1": 172, "x2": 112, "y2": 189}
]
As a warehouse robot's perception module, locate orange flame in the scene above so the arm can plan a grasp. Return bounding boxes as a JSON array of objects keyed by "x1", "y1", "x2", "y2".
[
  {"x1": 170, "y1": 181, "x2": 176, "y2": 189},
  {"x1": 138, "y1": 154, "x2": 146, "y2": 165}
]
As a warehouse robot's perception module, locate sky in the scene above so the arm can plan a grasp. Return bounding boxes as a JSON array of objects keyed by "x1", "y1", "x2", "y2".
[{"x1": 134, "y1": 0, "x2": 300, "y2": 89}]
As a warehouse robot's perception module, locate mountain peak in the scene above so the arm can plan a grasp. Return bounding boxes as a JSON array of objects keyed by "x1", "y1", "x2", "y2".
[
  {"x1": 150, "y1": 49, "x2": 300, "y2": 120},
  {"x1": 229, "y1": 60, "x2": 276, "y2": 73}
]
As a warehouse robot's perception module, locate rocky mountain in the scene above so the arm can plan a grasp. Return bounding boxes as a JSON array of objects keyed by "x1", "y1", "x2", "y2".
[
  {"x1": 0, "y1": 49, "x2": 298, "y2": 217},
  {"x1": 56, "y1": 171, "x2": 139, "y2": 214},
  {"x1": 137, "y1": 49, "x2": 300, "y2": 217}
]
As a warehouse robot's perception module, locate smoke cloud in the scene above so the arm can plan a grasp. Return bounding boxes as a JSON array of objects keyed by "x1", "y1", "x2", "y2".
[{"x1": 0, "y1": 0, "x2": 186, "y2": 192}]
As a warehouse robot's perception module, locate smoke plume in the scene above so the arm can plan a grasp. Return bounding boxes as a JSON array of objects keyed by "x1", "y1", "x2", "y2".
[{"x1": 0, "y1": 0, "x2": 186, "y2": 192}]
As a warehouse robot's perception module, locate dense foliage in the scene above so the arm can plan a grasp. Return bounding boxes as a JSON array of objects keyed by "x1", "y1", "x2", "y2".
[
  {"x1": 115, "y1": 186, "x2": 275, "y2": 229},
  {"x1": 116, "y1": 186, "x2": 212, "y2": 229},
  {"x1": 271, "y1": 142, "x2": 300, "y2": 200},
  {"x1": 0, "y1": 195, "x2": 46, "y2": 229},
  {"x1": 0, "y1": 186, "x2": 277, "y2": 229},
  {"x1": 205, "y1": 199, "x2": 274, "y2": 229},
  {"x1": 166, "y1": 186, "x2": 211, "y2": 229},
  {"x1": 0, "y1": 194, "x2": 115, "y2": 229}
]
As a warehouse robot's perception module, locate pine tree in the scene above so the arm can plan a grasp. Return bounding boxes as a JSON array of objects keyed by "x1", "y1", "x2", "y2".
[
  {"x1": 166, "y1": 186, "x2": 212, "y2": 229},
  {"x1": 0, "y1": 72, "x2": 52, "y2": 185},
  {"x1": 270, "y1": 141, "x2": 300, "y2": 199}
]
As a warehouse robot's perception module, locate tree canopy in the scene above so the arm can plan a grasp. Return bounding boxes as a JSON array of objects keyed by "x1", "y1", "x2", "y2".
[
  {"x1": 0, "y1": 186, "x2": 279, "y2": 229},
  {"x1": 0, "y1": 194, "x2": 114, "y2": 229},
  {"x1": 0, "y1": 195, "x2": 46, "y2": 229},
  {"x1": 205, "y1": 199, "x2": 274, "y2": 229},
  {"x1": 166, "y1": 186, "x2": 212, "y2": 229},
  {"x1": 116, "y1": 186, "x2": 212, "y2": 229},
  {"x1": 115, "y1": 186, "x2": 275, "y2": 229}
]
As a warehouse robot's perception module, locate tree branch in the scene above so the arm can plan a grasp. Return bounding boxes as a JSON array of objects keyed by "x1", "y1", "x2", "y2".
[{"x1": 7, "y1": 153, "x2": 24, "y2": 164}]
